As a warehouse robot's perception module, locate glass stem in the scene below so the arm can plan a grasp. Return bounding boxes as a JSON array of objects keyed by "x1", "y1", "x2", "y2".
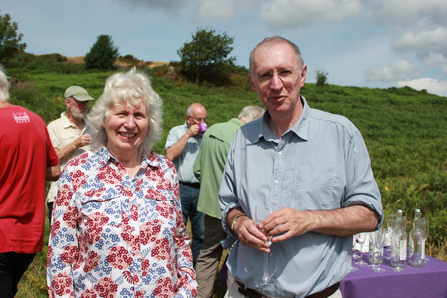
[{"x1": 263, "y1": 252, "x2": 269, "y2": 279}]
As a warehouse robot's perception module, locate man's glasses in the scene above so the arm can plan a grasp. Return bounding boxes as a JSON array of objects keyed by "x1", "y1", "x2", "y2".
[
  {"x1": 188, "y1": 115, "x2": 208, "y2": 122},
  {"x1": 254, "y1": 68, "x2": 301, "y2": 86}
]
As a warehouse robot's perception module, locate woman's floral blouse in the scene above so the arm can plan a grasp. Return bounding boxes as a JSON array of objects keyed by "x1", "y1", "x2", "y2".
[{"x1": 47, "y1": 147, "x2": 197, "y2": 298}]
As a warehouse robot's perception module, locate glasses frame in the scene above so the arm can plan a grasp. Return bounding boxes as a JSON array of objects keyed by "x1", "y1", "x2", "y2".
[
  {"x1": 188, "y1": 115, "x2": 208, "y2": 122},
  {"x1": 254, "y1": 68, "x2": 302, "y2": 85}
]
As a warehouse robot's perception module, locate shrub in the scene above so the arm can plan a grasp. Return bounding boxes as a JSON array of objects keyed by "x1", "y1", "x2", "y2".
[{"x1": 84, "y1": 35, "x2": 119, "y2": 70}]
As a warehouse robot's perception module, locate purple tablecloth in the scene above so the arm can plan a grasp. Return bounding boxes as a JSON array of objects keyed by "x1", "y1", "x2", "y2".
[{"x1": 341, "y1": 248, "x2": 447, "y2": 298}]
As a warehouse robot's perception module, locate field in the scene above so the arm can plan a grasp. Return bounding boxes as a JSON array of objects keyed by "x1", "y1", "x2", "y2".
[{"x1": 7, "y1": 62, "x2": 447, "y2": 297}]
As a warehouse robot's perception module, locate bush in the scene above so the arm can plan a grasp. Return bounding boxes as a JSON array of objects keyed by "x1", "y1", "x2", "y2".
[{"x1": 315, "y1": 70, "x2": 328, "y2": 87}]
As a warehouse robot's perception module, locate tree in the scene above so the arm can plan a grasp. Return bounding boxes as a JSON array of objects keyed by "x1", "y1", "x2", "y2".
[
  {"x1": 315, "y1": 70, "x2": 328, "y2": 87},
  {"x1": 84, "y1": 35, "x2": 119, "y2": 70},
  {"x1": 177, "y1": 27, "x2": 236, "y2": 83},
  {"x1": 0, "y1": 13, "x2": 27, "y2": 67}
]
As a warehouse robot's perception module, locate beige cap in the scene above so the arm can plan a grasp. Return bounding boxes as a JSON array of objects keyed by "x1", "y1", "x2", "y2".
[{"x1": 64, "y1": 86, "x2": 95, "y2": 101}]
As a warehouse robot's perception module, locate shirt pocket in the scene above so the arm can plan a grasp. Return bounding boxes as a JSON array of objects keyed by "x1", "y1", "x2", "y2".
[
  {"x1": 143, "y1": 188, "x2": 177, "y2": 228},
  {"x1": 290, "y1": 169, "x2": 343, "y2": 211},
  {"x1": 78, "y1": 188, "x2": 123, "y2": 226}
]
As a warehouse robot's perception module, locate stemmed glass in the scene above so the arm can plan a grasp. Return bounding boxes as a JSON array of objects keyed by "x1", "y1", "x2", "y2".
[
  {"x1": 355, "y1": 233, "x2": 368, "y2": 266},
  {"x1": 350, "y1": 235, "x2": 359, "y2": 272},
  {"x1": 392, "y1": 230, "x2": 406, "y2": 272},
  {"x1": 386, "y1": 215, "x2": 397, "y2": 256},
  {"x1": 420, "y1": 218, "x2": 429, "y2": 263},
  {"x1": 369, "y1": 228, "x2": 386, "y2": 273},
  {"x1": 254, "y1": 205, "x2": 277, "y2": 296}
]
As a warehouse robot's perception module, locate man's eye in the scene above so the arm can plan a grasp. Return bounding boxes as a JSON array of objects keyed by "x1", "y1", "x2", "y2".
[
  {"x1": 260, "y1": 73, "x2": 272, "y2": 78},
  {"x1": 279, "y1": 70, "x2": 292, "y2": 75}
]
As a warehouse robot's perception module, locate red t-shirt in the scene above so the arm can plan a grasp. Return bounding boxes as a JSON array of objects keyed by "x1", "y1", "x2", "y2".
[{"x1": 0, "y1": 105, "x2": 59, "y2": 254}]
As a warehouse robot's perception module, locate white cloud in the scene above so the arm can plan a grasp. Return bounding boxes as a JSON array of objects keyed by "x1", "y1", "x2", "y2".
[
  {"x1": 422, "y1": 52, "x2": 447, "y2": 68},
  {"x1": 193, "y1": 0, "x2": 257, "y2": 23},
  {"x1": 398, "y1": 78, "x2": 447, "y2": 97},
  {"x1": 366, "y1": 60, "x2": 419, "y2": 81},
  {"x1": 259, "y1": 0, "x2": 363, "y2": 29},
  {"x1": 366, "y1": 0, "x2": 447, "y2": 26},
  {"x1": 116, "y1": 0, "x2": 188, "y2": 11},
  {"x1": 392, "y1": 21, "x2": 447, "y2": 56}
]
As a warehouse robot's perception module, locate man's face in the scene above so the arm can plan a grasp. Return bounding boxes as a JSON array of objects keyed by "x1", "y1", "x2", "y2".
[
  {"x1": 186, "y1": 105, "x2": 207, "y2": 128},
  {"x1": 67, "y1": 97, "x2": 89, "y2": 120},
  {"x1": 248, "y1": 42, "x2": 307, "y2": 117}
]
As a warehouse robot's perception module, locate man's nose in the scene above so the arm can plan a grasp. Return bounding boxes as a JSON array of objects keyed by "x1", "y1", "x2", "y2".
[{"x1": 270, "y1": 72, "x2": 283, "y2": 90}]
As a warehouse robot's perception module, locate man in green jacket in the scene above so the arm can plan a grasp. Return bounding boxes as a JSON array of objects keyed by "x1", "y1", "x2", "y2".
[{"x1": 193, "y1": 105, "x2": 264, "y2": 298}]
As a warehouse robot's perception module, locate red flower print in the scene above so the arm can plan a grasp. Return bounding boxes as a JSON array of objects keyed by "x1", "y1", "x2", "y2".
[
  {"x1": 139, "y1": 221, "x2": 161, "y2": 245},
  {"x1": 107, "y1": 246, "x2": 132, "y2": 270},
  {"x1": 51, "y1": 272, "x2": 73, "y2": 297},
  {"x1": 62, "y1": 206, "x2": 78, "y2": 229},
  {"x1": 56, "y1": 184, "x2": 73, "y2": 207},
  {"x1": 80, "y1": 289, "x2": 97, "y2": 298},
  {"x1": 153, "y1": 277, "x2": 174, "y2": 298},
  {"x1": 85, "y1": 212, "x2": 109, "y2": 244},
  {"x1": 97, "y1": 167, "x2": 122, "y2": 185},
  {"x1": 93, "y1": 277, "x2": 118, "y2": 298},
  {"x1": 83, "y1": 250, "x2": 99, "y2": 272},
  {"x1": 61, "y1": 245, "x2": 80, "y2": 265},
  {"x1": 70, "y1": 169, "x2": 87, "y2": 193}
]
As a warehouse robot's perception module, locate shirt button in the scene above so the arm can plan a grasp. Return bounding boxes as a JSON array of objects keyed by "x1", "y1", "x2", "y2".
[
  {"x1": 275, "y1": 180, "x2": 279, "y2": 185},
  {"x1": 278, "y1": 152, "x2": 283, "y2": 156}
]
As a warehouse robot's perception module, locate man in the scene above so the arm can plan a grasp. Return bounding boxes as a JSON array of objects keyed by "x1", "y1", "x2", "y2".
[
  {"x1": 219, "y1": 37, "x2": 383, "y2": 298},
  {"x1": 46, "y1": 86, "x2": 95, "y2": 222},
  {"x1": 194, "y1": 106, "x2": 265, "y2": 298},
  {"x1": 165, "y1": 103, "x2": 207, "y2": 267},
  {"x1": 0, "y1": 65, "x2": 60, "y2": 297}
]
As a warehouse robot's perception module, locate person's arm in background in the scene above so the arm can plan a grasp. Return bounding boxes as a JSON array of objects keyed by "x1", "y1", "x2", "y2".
[
  {"x1": 165, "y1": 125, "x2": 200, "y2": 161},
  {"x1": 46, "y1": 164, "x2": 61, "y2": 181}
]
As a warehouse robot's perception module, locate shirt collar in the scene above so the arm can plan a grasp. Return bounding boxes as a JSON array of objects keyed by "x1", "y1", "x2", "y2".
[
  {"x1": 96, "y1": 146, "x2": 160, "y2": 170},
  {"x1": 257, "y1": 95, "x2": 310, "y2": 142}
]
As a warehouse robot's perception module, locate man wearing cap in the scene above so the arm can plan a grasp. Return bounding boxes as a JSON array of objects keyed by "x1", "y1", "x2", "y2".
[{"x1": 46, "y1": 86, "x2": 95, "y2": 222}]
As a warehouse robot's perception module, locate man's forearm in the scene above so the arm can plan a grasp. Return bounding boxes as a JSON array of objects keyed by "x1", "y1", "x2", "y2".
[
  {"x1": 166, "y1": 133, "x2": 191, "y2": 161},
  {"x1": 310, "y1": 205, "x2": 379, "y2": 236},
  {"x1": 46, "y1": 165, "x2": 61, "y2": 181}
]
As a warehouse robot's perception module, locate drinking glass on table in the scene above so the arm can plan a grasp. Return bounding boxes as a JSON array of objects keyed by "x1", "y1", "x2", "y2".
[
  {"x1": 254, "y1": 205, "x2": 277, "y2": 296},
  {"x1": 355, "y1": 232, "x2": 368, "y2": 266},
  {"x1": 350, "y1": 235, "x2": 359, "y2": 272},
  {"x1": 420, "y1": 218, "x2": 429, "y2": 263},
  {"x1": 386, "y1": 214, "x2": 397, "y2": 254},
  {"x1": 369, "y1": 228, "x2": 386, "y2": 273}
]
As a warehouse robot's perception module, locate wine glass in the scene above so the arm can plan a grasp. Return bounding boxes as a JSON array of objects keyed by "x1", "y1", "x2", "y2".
[
  {"x1": 420, "y1": 218, "x2": 429, "y2": 263},
  {"x1": 254, "y1": 205, "x2": 277, "y2": 296},
  {"x1": 386, "y1": 214, "x2": 397, "y2": 255},
  {"x1": 370, "y1": 228, "x2": 386, "y2": 273},
  {"x1": 392, "y1": 230, "x2": 406, "y2": 272},
  {"x1": 350, "y1": 235, "x2": 359, "y2": 272},
  {"x1": 355, "y1": 233, "x2": 368, "y2": 266}
]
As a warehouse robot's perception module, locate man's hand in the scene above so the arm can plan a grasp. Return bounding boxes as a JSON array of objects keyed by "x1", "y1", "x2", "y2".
[
  {"x1": 75, "y1": 134, "x2": 91, "y2": 148},
  {"x1": 187, "y1": 124, "x2": 200, "y2": 138},
  {"x1": 260, "y1": 207, "x2": 312, "y2": 243},
  {"x1": 228, "y1": 210, "x2": 271, "y2": 253}
]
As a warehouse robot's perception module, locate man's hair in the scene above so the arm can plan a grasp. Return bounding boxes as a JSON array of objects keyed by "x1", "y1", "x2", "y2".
[
  {"x1": 249, "y1": 36, "x2": 304, "y2": 75},
  {"x1": 186, "y1": 103, "x2": 205, "y2": 116},
  {"x1": 238, "y1": 105, "x2": 265, "y2": 123},
  {"x1": 0, "y1": 64, "x2": 10, "y2": 103},
  {"x1": 88, "y1": 67, "x2": 164, "y2": 156}
]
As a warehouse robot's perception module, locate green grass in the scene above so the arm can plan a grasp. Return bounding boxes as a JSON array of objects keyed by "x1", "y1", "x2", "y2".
[{"x1": 10, "y1": 63, "x2": 447, "y2": 296}]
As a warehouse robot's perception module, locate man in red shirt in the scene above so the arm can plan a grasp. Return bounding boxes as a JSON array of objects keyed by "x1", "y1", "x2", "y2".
[{"x1": 0, "y1": 65, "x2": 60, "y2": 297}]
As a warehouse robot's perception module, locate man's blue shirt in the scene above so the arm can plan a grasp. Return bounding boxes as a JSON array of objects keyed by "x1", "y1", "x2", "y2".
[
  {"x1": 165, "y1": 123, "x2": 202, "y2": 183},
  {"x1": 219, "y1": 96, "x2": 383, "y2": 297}
]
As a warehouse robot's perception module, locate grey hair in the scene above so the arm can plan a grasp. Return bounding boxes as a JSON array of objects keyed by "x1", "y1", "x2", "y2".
[
  {"x1": 88, "y1": 67, "x2": 164, "y2": 156},
  {"x1": 0, "y1": 64, "x2": 10, "y2": 103},
  {"x1": 238, "y1": 105, "x2": 265, "y2": 123},
  {"x1": 249, "y1": 36, "x2": 304, "y2": 75}
]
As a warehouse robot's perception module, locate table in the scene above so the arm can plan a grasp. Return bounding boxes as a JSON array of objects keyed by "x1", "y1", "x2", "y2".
[{"x1": 341, "y1": 248, "x2": 447, "y2": 298}]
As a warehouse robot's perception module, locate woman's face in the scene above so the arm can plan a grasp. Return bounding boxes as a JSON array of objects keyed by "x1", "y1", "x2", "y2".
[{"x1": 104, "y1": 100, "x2": 149, "y2": 160}]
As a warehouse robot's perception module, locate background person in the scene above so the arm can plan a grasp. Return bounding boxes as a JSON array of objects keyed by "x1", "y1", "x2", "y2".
[
  {"x1": 0, "y1": 64, "x2": 60, "y2": 298},
  {"x1": 46, "y1": 85, "x2": 95, "y2": 222},
  {"x1": 165, "y1": 103, "x2": 207, "y2": 267},
  {"x1": 193, "y1": 105, "x2": 264, "y2": 298},
  {"x1": 47, "y1": 67, "x2": 197, "y2": 298},
  {"x1": 219, "y1": 36, "x2": 383, "y2": 298}
]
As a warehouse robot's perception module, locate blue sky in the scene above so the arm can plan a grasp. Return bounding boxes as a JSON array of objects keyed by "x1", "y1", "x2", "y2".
[{"x1": 2, "y1": 0, "x2": 447, "y2": 96}]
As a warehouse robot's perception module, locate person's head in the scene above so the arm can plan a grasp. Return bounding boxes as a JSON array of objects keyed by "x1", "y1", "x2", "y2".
[
  {"x1": 64, "y1": 86, "x2": 95, "y2": 120},
  {"x1": 238, "y1": 105, "x2": 265, "y2": 123},
  {"x1": 248, "y1": 36, "x2": 307, "y2": 118},
  {"x1": 88, "y1": 67, "x2": 163, "y2": 157},
  {"x1": 186, "y1": 103, "x2": 207, "y2": 128},
  {"x1": 0, "y1": 64, "x2": 10, "y2": 103}
]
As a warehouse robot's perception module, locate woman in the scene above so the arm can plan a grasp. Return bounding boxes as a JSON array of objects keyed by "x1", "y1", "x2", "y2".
[{"x1": 47, "y1": 67, "x2": 197, "y2": 297}]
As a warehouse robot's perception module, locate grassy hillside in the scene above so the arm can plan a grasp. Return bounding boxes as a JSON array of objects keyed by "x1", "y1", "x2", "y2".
[{"x1": 7, "y1": 65, "x2": 447, "y2": 297}]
